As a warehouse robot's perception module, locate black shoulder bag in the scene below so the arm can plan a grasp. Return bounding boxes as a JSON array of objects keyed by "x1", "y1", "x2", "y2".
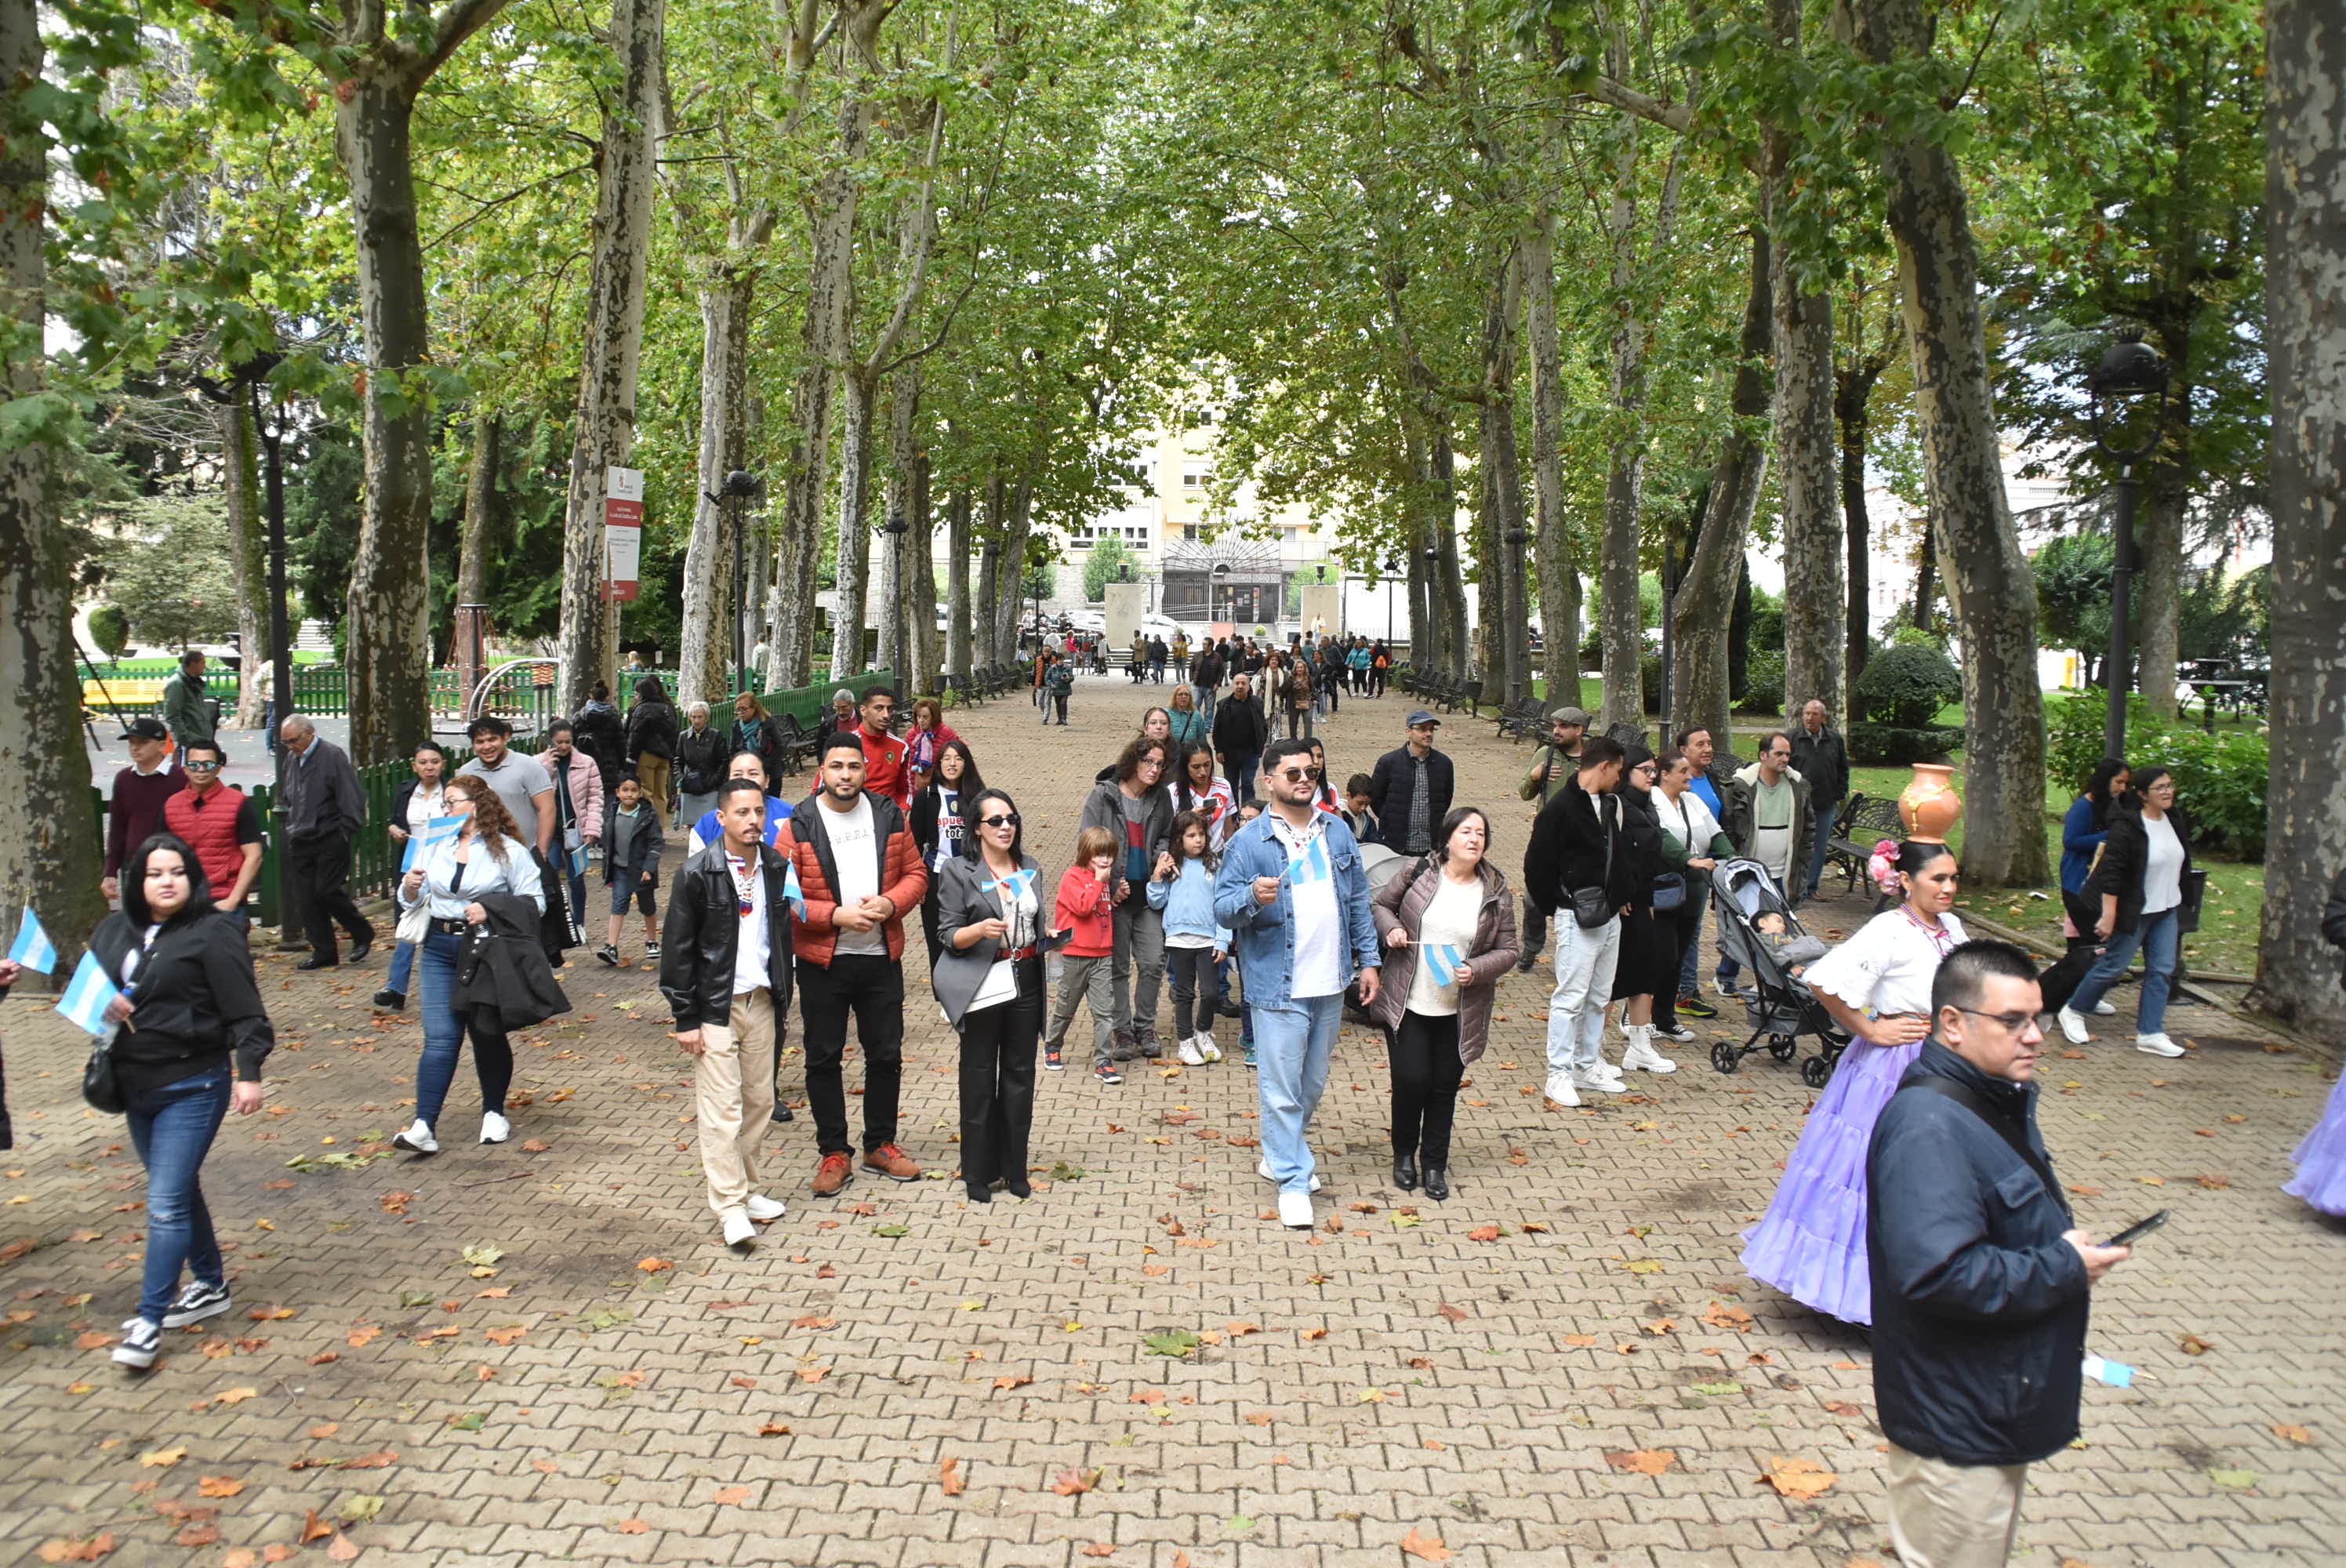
[{"x1": 1567, "y1": 800, "x2": 1618, "y2": 930}]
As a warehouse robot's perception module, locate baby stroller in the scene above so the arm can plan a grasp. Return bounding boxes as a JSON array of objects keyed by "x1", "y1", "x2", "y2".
[{"x1": 1706, "y1": 858, "x2": 1851, "y2": 1087}]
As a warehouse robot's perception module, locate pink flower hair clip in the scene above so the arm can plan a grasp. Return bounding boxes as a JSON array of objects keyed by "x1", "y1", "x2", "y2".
[{"x1": 1868, "y1": 839, "x2": 1903, "y2": 895}]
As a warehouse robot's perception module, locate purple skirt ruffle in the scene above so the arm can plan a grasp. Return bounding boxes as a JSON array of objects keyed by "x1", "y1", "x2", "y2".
[
  {"x1": 2284, "y1": 1072, "x2": 2346, "y2": 1218},
  {"x1": 1738, "y1": 1038, "x2": 1924, "y2": 1325}
]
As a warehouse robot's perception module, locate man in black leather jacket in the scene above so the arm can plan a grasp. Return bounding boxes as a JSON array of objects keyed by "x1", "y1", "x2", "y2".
[{"x1": 659, "y1": 779, "x2": 797, "y2": 1249}]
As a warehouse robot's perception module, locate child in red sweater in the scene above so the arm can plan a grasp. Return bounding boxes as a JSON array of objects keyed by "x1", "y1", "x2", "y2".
[{"x1": 1045, "y1": 826, "x2": 1121, "y2": 1083}]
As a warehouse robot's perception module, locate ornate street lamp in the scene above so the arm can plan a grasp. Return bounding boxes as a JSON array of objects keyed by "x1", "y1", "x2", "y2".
[{"x1": 2087, "y1": 328, "x2": 2171, "y2": 760}]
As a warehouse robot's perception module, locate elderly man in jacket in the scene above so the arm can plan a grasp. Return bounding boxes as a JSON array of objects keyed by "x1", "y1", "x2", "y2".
[
  {"x1": 662, "y1": 779, "x2": 797, "y2": 1249},
  {"x1": 1868, "y1": 941, "x2": 2130, "y2": 1568},
  {"x1": 1788, "y1": 699, "x2": 1850, "y2": 900},
  {"x1": 1713, "y1": 730, "x2": 1813, "y2": 997},
  {"x1": 278, "y1": 715, "x2": 375, "y2": 969}
]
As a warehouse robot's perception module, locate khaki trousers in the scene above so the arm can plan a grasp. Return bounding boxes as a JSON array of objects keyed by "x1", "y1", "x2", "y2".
[
  {"x1": 696, "y1": 987, "x2": 779, "y2": 1218},
  {"x1": 1885, "y1": 1444, "x2": 2028, "y2": 1568}
]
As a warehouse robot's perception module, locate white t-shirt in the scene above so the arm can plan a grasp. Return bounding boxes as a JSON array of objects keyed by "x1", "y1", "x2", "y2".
[
  {"x1": 822, "y1": 795, "x2": 884, "y2": 955},
  {"x1": 1273, "y1": 812, "x2": 1343, "y2": 999},
  {"x1": 2140, "y1": 813, "x2": 2184, "y2": 915},
  {"x1": 1405, "y1": 873, "x2": 1482, "y2": 1018},
  {"x1": 405, "y1": 780, "x2": 446, "y2": 834},
  {"x1": 1801, "y1": 907, "x2": 1969, "y2": 1020},
  {"x1": 729, "y1": 850, "x2": 770, "y2": 996}
]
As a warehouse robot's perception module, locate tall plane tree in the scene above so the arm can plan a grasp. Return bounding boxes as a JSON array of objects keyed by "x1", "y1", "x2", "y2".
[{"x1": 2248, "y1": 0, "x2": 2345, "y2": 1032}]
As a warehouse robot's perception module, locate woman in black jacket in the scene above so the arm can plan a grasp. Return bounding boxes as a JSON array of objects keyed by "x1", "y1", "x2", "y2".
[
  {"x1": 910, "y1": 740, "x2": 983, "y2": 962},
  {"x1": 89, "y1": 833, "x2": 275, "y2": 1369},
  {"x1": 1606, "y1": 748, "x2": 1680, "y2": 1076},
  {"x1": 624, "y1": 675, "x2": 680, "y2": 813},
  {"x1": 2058, "y1": 766, "x2": 2194, "y2": 1058}
]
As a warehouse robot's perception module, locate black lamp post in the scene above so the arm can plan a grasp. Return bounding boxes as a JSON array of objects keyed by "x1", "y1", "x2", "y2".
[
  {"x1": 707, "y1": 468, "x2": 760, "y2": 685},
  {"x1": 2086, "y1": 328, "x2": 2171, "y2": 761}
]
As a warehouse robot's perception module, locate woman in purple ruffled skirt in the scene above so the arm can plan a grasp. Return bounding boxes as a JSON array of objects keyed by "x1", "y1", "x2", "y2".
[
  {"x1": 2285, "y1": 867, "x2": 2346, "y2": 1218},
  {"x1": 1739, "y1": 841, "x2": 1964, "y2": 1324}
]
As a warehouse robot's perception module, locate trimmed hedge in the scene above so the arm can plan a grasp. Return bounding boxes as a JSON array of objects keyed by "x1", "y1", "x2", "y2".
[
  {"x1": 1852, "y1": 642, "x2": 1963, "y2": 728},
  {"x1": 1848, "y1": 722, "x2": 1964, "y2": 766}
]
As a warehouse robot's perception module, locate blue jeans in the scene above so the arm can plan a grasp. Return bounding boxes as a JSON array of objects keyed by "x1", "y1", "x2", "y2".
[
  {"x1": 1251, "y1": 993, "x2": 1343, "y2": 1195},
  {"x1": 125, "y1": 1065, "x2": 232, "y2": 1323},
  {"x1": 1226, "y1": 751, "x2": 1259, "y2": 808},
  {"x1": 416, "y1": 929, "x2": 514, "y2": 1127},
  {"x1": 1193, "y1": 682, "x2": 1215, "y2": 724},
  {"x1": 387, "y1": 938, "x2": 417, "y2": 999},
  {"x1": 1803, "y1": 804, "x2": 1839, "y2": 898},
  {"x1": 2071, "y1": 907, "x2": 2181, "y2": 1035}
]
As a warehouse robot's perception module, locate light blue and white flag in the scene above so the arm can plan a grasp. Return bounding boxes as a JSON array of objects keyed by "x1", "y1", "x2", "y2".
[
  {"x1": 56, "y1": 951, "x2": 124, "y2": 1036},
  {"x1": 1284, "y1": 836, "x2": 1332, "y2": 885},
  {"x1": 1422, "y1": 942, "x2": 1464, "y2": 987},
  {"x1": 8, "y1": 906, "x2": 56, "y2": 974},
  {"x1": 982, "y1": 868, "x2": 1036, "y2": 902},
  {"x1": 781, "y1": 856, "x2": 808, "y2": 921},
  {"x1": 401, "y1": 814, "x2": 466, "y2": 872}
]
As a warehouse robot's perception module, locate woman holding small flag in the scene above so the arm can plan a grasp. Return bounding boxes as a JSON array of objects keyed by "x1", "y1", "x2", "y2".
[
  {"x1": 932, "y1": 788, "x2": 1047, "y2": 1203},
  {"x1": 1367, "y1": 808, "x2": 1519, "y2": 1203},
  {"x1": 79, "y1": 833, "x2": 275, "y2": 1369}
]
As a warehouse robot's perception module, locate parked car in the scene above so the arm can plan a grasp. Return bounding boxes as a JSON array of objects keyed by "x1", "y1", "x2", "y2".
[{"x1": 1140, "y1": 613, "x2": 1183, "y2": 642}]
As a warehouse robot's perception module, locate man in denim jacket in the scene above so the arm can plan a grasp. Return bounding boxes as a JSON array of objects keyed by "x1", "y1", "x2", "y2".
[{"x1": 1213, "y1": 738, "x2": 1382, "y2": 1229}]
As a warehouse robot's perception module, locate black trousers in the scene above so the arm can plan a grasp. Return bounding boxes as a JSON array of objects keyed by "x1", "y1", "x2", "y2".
[
  {"x1": 957, "y1": 956, "x2": 1044, "y2": 1190},
  {"x1": 1520, "y1": 896, "x2": 1549, "y2": 961},
  {"x1": 285, "y1": 831, "x2": 372, "y2": 961},
  {"x1": 797, "y1": 953, "x2": 905, "y2": 1157},
  {"x1": 1166, "y1": 945, "x2": 1217, "y2": 1037},
  {"x1": 1652, "y1": 901, "x2": 1701, "y2": 1032},
  {"x1": 1386, "y1": 1010, "x2": 1466, "y2": 1167}
]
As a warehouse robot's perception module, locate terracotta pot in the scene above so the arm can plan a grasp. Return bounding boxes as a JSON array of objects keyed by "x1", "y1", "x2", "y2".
[{"x1": 1899, "y1": 763, "x2": 1963, "y2": 844}]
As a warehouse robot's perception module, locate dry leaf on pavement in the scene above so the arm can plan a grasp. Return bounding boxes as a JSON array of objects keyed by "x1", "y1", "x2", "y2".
[
  {"x1": 1052, "y1": 1466, "x2": 1102, "y2": 1496},
  {"x1": 939, "y1": 1457, "x2": 965, "y2": 1496},
  {"x1": 1759, "y1": 1454, "x2": 1837, "y2": 1499},
  {"x1": 1605, "y1": 1449, "x2": 1678, "y2": 1475},
  {"x1": 1400, "y1": 1526, "x2": 1453, "y2": 1562}
]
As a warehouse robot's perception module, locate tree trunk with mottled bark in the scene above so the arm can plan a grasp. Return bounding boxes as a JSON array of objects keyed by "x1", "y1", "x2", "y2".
[
  {"x1": 218, "y1": 397, "x2": 270, "y2": 731},
  {"x1": 1836, "y1": 361, "x2": 1882, "y2": 699},
  {"x1": 830, "y1": 368, "x2": 879, "y2": 680},
  {"x1": 679, "y1": 205, "x2": 769, "y2": 710},
  {"x1": 1671, "y1": 227, "x2": 1773, "y2": 750},
  {"x1": 555, "y1": 0, "x2": 665, "y2": 712},
  {"x1": 1768, "y1": 0, "x2": 1842, "y2": 724},
  {"x1": 1850, "y1": 0, "x2": 2048, "y2": 886},
  {"x1": 0, "y1": 0, "x2": 103, "y2": 962},
  {"x1": 908, "y1": 452, "x2": 938, "y2": 695},
  {"x1": 1599, "y1": 161, "x2": 1649, "y2": 733},
  {"x1": 973, "y1": 474, "x2": 1003, "y2": 667},
  {"x1": 946, "y1": 485, "x2": 975, "y2": 688},
  {"x1": 457, "y1": 408, "x2": 499, "y2": 608},
  {"x1": 877, "y1": 364, "x2": 921, "y2": 683},
  {"x1": 2247, "y1": 0, "x2": 2346, "y2": 1033},
  {"x1": 990, "y1": 474, "x2": 1035, "y2": 669},
  {"x1": 1428, "y1": 427, "x2": 1469, "y2": 673},
  {"x1": 2135, "y1": 430, "x2": 2188, "y2": 719},
  {"x1": 1523, "y1": 211, "x2": 1578, "y2": 700}
]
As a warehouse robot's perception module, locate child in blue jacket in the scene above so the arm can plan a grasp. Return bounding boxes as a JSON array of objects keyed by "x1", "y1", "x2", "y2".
[{"x1": 1149, "y1": 809, "x2": 1233, "y2": 1066}]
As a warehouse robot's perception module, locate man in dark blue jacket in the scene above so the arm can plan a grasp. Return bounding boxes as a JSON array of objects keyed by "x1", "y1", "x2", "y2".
[{"x1": 1868, "y1": 941, "x2": 2133, "y2": 1567}]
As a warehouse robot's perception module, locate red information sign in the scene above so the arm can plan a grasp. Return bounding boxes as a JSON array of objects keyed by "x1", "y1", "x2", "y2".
[{"x1": 603, "y1": 466, "x2": 644, "y2": 602}]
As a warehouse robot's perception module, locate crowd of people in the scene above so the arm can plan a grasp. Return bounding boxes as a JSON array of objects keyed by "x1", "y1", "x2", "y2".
[{"x1": 19, "y1": 633, "x2": 2346, "y2": 1568}]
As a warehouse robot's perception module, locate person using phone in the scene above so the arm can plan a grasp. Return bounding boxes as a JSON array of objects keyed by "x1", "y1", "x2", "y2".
[{"x1": 1865, "y1": 941, "x2": 2130, "y2": 1568}]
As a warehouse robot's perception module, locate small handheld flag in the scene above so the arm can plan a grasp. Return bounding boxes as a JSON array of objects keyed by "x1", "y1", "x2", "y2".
[
  {"x1": 982, "y1": 868, "x2": 1036, "y2": 902},
  {"x1": 781, "y1": 857, "x2": 808, "y2": 920},
  {"x1": 56, "y1": 951, "x2": 125, "y2": 1036},
  {"x1": 8, "y1": 906, "x2": 56, "y2": 974},
  {"x1": 1284, "y1": 836, "x2": 1332, "y2": 885},
  {"x1": 401, "y1": 815, "x2": 465, "y2": 872},
  {"x1": 1422, "y1": 942, "x2": 1464, "y2": 987}
]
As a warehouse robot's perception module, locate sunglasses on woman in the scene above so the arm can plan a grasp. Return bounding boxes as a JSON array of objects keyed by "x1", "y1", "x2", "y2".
[{"x1": 980, "y1": 813, "x2": 1020, "y2": 829}]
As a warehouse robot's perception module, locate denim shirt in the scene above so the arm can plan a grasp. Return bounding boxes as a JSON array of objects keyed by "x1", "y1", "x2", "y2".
[{"x1": 1211, "y1": 810, "x2": 1381, "y2": 1009}]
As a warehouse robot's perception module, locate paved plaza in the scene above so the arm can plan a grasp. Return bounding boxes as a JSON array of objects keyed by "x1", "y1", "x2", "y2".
[{"x1": 6, "y1": 679, "x2": 2341, "y2": 1566}]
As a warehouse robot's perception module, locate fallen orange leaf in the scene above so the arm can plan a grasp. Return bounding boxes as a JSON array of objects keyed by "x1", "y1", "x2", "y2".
[
  {"x1": 196, "y1": 1475, "x2": 244, "y2": 1497},
  {"x1": 1605, "y1": 1448, "x2": 1677, "y2": 1475},
  {"x1": 712, "y1": 1485, "x2": 751, "y2": 1504},
  {"x1": 612, "y1": 1519, "x2": 648, "y2": 1534},
  {"x1": 1052, "y1": 1466, "x2": 1101, "y2": 1496},
  {"x1": 1759, "y1": 1454, "x2": 1837, "y2": 1500},
  {"x1": 939, "y1": 1457, "x2": 965, "y2": 1496},
  {"x1": 1400, "y1": 1526, "x2": 1453, "y2": 1562}
]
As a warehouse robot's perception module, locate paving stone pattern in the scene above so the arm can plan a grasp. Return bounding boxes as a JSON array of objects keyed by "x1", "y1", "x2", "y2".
[{"x1": 3, "y1": 677, "x2": 2341, "y2": 1566}]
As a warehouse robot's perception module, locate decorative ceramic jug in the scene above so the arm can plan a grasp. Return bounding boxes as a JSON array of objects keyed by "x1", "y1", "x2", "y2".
[{"x1": 1899, "y1": 763, "x2": 1963, "y2": 844}]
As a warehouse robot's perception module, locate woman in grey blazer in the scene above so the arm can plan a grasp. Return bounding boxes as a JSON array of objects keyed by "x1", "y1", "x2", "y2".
[{"x1": 932, "y1": 788, "x2": 1048, "y2": 1203}]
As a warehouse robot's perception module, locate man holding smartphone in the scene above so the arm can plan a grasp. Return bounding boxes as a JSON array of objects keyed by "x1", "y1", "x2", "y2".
[{"x1": 1865, "y1": 942, "x2": 2131, "y2": 1566}]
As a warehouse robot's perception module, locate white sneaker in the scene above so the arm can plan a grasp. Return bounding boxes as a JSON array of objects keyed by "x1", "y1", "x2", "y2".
[
  {"x1": 2055, "y1": 1007, "x2": 2092, "y2": 1044},
  {"x1": 479, "y1": 1112, "x2": 512, "y2": 1145},
  {"x1": 1571, "y1": 1065, "x2": 1622, "y2": 1093},
  {"x1": 1276, "y1": 1189, "x2": 1314, "y2": 1229},
  {"x1": 393, "y1": 1120, "x2": 439, "y2": 1155},
  {"x1": 1543, "y1": 1076, "x2": 1581, "y2": 1109},
  {"x1": 2093, "y1": 1000, "x2": 2119, "y2": 1016},
  {"x1": 1621, "y1": 1038, "x2": 1679, "y2": 1074},
  {"x1": 1176, "y1": 1036, "x2": 1207, "y2": 1066},
  {"x1": 744, "y1": 1194, "x2": 787, "y2": 1222},
  {"x1": 1197, "y1": 1033, "x2": 1223, "y2": 1063},
  {"x1": 721, "y1": 1212, "x2": 757, "y2": 1248},
  {"x1": 112, "y1": 1317, "x2": 162, "y2": 1370},
  {"x1": 2135, "y1": 1033, "x2": 2186, "y2": 1058},
  {"x1": 1256, "y1": 1158, "x2": 1322, "y2": 1193}
]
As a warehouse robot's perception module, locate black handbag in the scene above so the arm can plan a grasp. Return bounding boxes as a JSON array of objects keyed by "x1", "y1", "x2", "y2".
[
  {"x1": 1567, "y1": 800, "x2": 1618, "y2": 930},
  {"x1": 82, "y1": 1031, "x2": 124, "y2": 1113},
  {"x1": 2175, "y1": 867, "x2": 2208, "y2": 935}
]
